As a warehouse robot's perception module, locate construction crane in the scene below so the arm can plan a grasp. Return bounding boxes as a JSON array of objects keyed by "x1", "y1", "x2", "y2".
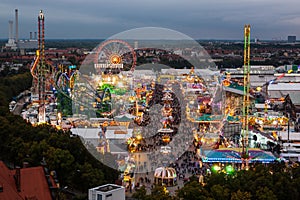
[{"x1": 242, "y1": 24, "x2": 251, "y2": 162}]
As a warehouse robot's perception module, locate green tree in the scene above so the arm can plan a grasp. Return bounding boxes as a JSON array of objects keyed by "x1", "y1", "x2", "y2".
[
  {"x1": 9, "y1": 137, "x2": 28, "y2": 165},
  {"x1": 68, "y1": 56, "x2": 78, "y2": 65},
  {"x1": 0, "y1": 70, "x2": 119, "y2": 197},
  {"x1": 231, "y1": 190, "x2": 251, "y2": 200},
  {"x1": 255, "y1": 186, "x2": 277, "y2": 200},
  {"x1": 28, "y1": 139, "x2": 50, "y2": 165},
  {"x1": 75, "y1": 162, "x2": 105, "y2": 192},
  {"x1": 177, "y1": 181, "x2": 211, "y2": 200},
  {"x1": 205, "y1": 172, "x2": 227, "y2": 189},
  {"x1": 148, "y1": 185, "x2": 173, "y2": 200},
  {"x1": 211, "y1": 184, "x2": 230, "y2": 200},
  {"x1": 132, "y1": 185, "x2": 147, "y2": 200},
  {"x1": 44, "y1": 147, "x2": 75, "y2": 183}
]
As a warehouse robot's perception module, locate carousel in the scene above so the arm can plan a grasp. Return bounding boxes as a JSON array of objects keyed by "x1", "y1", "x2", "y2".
[
  {"x1": 158, "y1": 88, "x2": 174, "y2": 133},
  {"x1": 154, "y1": 167, "x2": 177, "y2": 186}
]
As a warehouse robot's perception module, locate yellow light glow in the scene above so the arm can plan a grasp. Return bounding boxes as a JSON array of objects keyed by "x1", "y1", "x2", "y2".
[
  {"x1": 58, "y1": 112, "x2": 62, "y2": 120},
  {"x1": 256, "y1": 87, "x2": 262, "y2": 92},
  {"x1": 136, "y1": 134, "x2": 142, "y2": 140},
  {"x1": 110, "y1": 54, "x2": 122, "y2": 64}
]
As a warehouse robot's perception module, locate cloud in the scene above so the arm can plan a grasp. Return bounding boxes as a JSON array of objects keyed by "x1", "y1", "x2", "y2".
[{"x1": 0, "y1": 0, "x2": 300, "y2": 39}]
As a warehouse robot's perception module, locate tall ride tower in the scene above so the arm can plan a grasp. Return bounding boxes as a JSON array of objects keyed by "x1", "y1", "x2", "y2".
[
  {"x1": 242, "y1": 24, "x2": 251, "y2": 161},
  {"x1": 38, "y1": 10, "x2": 46, "y2": 122}
]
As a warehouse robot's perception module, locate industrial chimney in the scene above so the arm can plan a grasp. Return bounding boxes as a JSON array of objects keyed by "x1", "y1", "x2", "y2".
[
  {"x1": 8, "y1": 20, "x2": 14, "y2": 42},
  {"x1": 15, "y1": 9, "x2": 18, "y2": 43},
  {"x1": 30, "y1": 32, "x2": 32, "y2": 40}
]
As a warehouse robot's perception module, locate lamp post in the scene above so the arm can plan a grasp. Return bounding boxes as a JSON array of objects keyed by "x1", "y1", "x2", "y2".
[
  {"x1": 287, "y1": 113, "x2": 290, "y2": 143},
  {"x1": 285, "y1": 100, "x2": 290, "y2": 143}
]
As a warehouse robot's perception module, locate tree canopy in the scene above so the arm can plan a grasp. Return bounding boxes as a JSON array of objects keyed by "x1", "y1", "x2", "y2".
[
  {"x1": 173, "y1": 162, "x2": 300, "y2": 200},
  {"x1": 0, "y1": 71, "x2": 119, "y2": 198}
]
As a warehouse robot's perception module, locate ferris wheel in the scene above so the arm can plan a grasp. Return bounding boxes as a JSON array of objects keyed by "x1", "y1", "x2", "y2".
[{"x1": 94, "y1": 39, "x2": 137, "y2": 73}]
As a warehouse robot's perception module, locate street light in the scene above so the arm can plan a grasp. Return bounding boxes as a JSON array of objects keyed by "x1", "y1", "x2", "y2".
[
  {"x1": 285, "y1": 102, "x2": 290, "y2": 143},
  {"x1": 287, "y1": 113, "x2": 290, "y2": 143}
]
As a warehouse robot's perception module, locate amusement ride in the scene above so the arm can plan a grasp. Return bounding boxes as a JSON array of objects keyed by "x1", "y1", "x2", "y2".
[{"x1": 26, "y1": 21, "x2": 283, "y2": 190}]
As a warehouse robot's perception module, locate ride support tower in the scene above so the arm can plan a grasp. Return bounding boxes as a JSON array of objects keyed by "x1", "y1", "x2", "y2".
[
  {"x1": 37, "y1": 10, "x2": 46, "y2": 122},
  {"x1": 242, "y1": 24, "x2": 251, "y2": 157}
]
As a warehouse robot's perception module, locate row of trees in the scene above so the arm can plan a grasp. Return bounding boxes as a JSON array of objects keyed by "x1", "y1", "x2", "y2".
[
  {"x1": 0, "y1": 72, "x2": 32, "y2": 114},
  {"x1": 0, "y1": 72, "x2": 119, "y2": 199},
  {"x1": 133, "y1": 162, "x2": 300, "y2": 200}
]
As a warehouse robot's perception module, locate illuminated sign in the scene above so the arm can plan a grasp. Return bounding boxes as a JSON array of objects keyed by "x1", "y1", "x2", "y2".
[{"x1": 94, "y1": 64, "x2": 123, "y2": 69}]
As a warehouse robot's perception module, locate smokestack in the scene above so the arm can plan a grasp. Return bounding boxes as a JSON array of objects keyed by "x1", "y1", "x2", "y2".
[
  {"x1": 15, "y1": 9, "x2": 18, "y2": 43},
  {"x1": 30, "y1": 32, "x2": 32, "y2": 40},
  {"x1": 8, "y1": 20, "x2": 13, "y2": 40},
  {"x1": 34, "y1": 32, "x2": 37, "y2": 40},
  {"x1": 15, "y1": 166, "x2": 21, "y2": 192}
]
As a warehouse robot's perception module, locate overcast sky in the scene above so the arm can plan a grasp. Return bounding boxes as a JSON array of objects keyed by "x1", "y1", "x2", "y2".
[{"x1": 1, "y1": 0, "x2": 300, "y2": 40}]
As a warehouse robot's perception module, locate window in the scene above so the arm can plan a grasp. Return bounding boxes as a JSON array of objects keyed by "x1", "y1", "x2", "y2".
[
  {"x1": 97, "y1": 194, "x2": 102, "y2": 200},
  {"x1": 106, "y1": 193, "x2": 113, "y2": 200}
]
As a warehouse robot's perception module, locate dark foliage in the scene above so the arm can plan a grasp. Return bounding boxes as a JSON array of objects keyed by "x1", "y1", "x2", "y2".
[{"x1": 0, "y1": 71, "x2": 119, "y2": 198}]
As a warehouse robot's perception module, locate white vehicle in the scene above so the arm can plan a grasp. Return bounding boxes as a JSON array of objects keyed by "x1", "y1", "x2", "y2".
[
  {"x1": 9, "y1": 101, "x2": 17, "y2": 111},
  {"x1": 160, "y1": 146, "x2": 171, "y2": 154}
]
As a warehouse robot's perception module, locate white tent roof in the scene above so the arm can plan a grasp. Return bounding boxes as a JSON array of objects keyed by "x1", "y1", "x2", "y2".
[
  {"x1": 268, "y1": 83, "x2": 300, "y2": 91},
  {"x1": 70, "y1": 128, "x2": 100, "y2": 139},
  {"x1": 115, "y1": 114, "x2": 135, "y2": 119},
  {"x1": 154, "y1": 167, "x2": 177, "y2": 178},
  {"x1": 105, "y1": 129, "x2": 133, "y2": 140}
]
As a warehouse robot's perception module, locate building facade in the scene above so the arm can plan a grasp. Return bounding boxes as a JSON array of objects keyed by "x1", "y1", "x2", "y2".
[{"x1": 88, "y1": 184, "x2": 125, "y2": 200}]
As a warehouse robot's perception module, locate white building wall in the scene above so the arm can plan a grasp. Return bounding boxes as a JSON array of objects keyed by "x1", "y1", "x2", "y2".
[{"x1": 88, "y1": 184, "x2": 125, "y2": 200}]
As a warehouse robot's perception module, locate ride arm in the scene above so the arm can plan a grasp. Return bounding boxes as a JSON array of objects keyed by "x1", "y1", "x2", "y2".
[{"x1": 30, "y1": 50, "x2": 40, "y2": 79}]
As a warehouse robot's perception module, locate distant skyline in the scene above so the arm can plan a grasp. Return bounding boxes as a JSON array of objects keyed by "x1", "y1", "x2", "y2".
[{"x1": 0, "y1": 0, "x2": 300, "y2": 40}]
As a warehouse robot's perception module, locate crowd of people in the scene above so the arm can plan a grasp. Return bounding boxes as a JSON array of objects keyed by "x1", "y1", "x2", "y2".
[{"x1": 125, "y1": 80, "x2": 203, "y2": 173}]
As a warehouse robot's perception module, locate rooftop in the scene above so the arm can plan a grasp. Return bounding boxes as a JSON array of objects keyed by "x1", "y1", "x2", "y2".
[
  {"x1": 268, "y1": 83, "x2": 300, "y2": 91},
  {"x1": 95, "y1": 184, "x2": 122, "y2": 192},
  {"x1": 289, "y1": 93, "x2": 300, "y2": 105},
  {"x1": 0, "y1": 161, "x2": 53, "y2": 200}
]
